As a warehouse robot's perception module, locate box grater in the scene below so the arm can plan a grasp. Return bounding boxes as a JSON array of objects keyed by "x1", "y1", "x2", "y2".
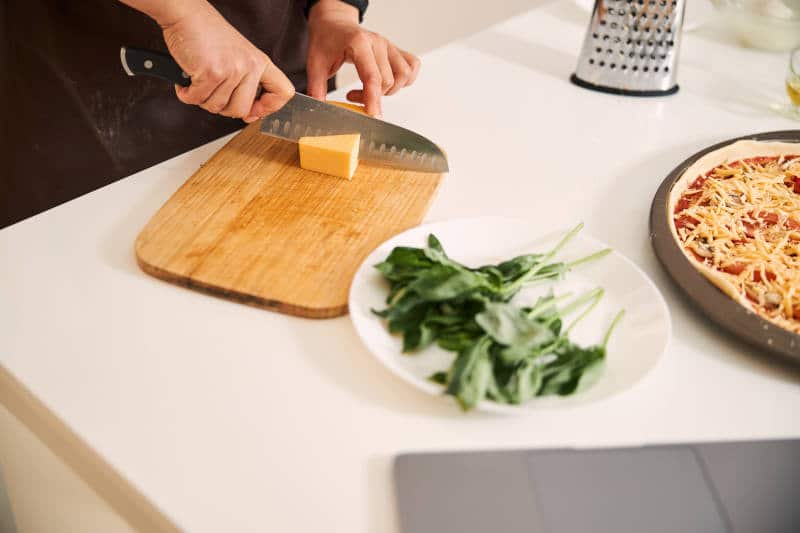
[{"x1": 571, "y1": 0, "x2": 686, "y2": 96}]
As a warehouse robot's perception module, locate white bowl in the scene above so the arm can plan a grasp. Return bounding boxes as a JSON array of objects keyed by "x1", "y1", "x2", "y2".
[{"x1": 712, "y1": 0, "x2": 800, "y2": 51}]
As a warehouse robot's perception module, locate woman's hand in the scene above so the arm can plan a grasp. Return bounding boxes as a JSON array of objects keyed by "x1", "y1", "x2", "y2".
[
  {"x1": 306, "y1": 0, "x2": 421, "y2": 117},
  {"x1": 123, "y1": 0, "x2": 295, "y2": 122}
]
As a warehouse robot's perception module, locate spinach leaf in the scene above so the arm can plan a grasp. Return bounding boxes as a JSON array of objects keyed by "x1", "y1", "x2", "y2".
[
  {"x1": 446, "y1": 336, "x2": 493, "y2": 411},
  {"x1": 372, "y1": 226, "x2": 623, "y2": 411},
  {"x1": 475, "y1": 302, "x2": 555, "y2": 349}
]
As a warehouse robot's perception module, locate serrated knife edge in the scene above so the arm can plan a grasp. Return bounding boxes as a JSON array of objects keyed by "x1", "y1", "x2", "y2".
[{"x1": 259, "y1": 94, "x2": 448, "y2": 173}]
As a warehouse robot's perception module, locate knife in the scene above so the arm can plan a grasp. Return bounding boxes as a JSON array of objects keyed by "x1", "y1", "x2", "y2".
[{"x1": 120, "y1": 47, "x2": 448, "y2": 173}]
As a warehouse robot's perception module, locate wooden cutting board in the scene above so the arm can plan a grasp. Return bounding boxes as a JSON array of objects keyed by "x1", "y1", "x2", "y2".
[{"x1": 135, "y1": 122, "x2": 444, "y2": 318}]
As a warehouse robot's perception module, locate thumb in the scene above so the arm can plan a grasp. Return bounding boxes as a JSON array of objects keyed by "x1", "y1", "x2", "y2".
[{"x1": 306, "y1": 55, "x2": 331, "y2": 100}]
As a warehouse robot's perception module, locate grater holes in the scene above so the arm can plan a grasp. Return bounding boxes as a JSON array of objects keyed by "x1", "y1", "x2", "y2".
[
  {"x1": 592, "y1": 32, "x2": 599, "y2": 39},
  {"x1": 621, "y1": 64, "x2": 628, "y2": 70},
  {"x1": 589, "y1": 58, "x2": 595, "y2": 65},
  {"x1": 607, "y1": 48, "x2": 613, "y2": 55},
  {"x1": 654, "y1": 66, "x2": 660, "y2": 72},
  {"x1": 643, "y1": 66, "x2": 649, "y2": 72},
  {"x1": 610, "y1": 63, "x2": 617, "y2": 69},
  {"x1": 596, "y1": 46, "x2": 602, "y2": 53},
  {"x1": 632, "y1": 65, "x2": 639, "y2": 71},
  {"x1": 599, "y1": 60, "x2": 606, "y2": 67},
  {"x1": 664, "y1": 65, "x2": 670, "y2": 72}
]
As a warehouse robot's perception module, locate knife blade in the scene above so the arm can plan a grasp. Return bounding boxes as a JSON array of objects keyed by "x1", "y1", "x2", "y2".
[
  {"x1": 260, "y1": 93, "x2": 448, "y2": 173},
  {"x1": 120, "y1": 46, "x2": 448, "y2": 173}
]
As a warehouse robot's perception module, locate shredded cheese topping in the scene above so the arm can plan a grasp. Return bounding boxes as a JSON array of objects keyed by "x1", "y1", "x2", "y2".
[{"x1": 673, "y1": 155, "x2": 800, "y2": 334}]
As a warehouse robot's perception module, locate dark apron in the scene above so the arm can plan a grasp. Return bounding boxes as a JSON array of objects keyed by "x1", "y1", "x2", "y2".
[{"x1": 1, "y1": 0, "x2": 315, "y2": 227}]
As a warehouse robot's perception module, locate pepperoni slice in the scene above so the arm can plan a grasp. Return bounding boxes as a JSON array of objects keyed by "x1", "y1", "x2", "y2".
[
  {"x1": 752, "y1": 270, "x2": 776, "y2": 282},
  {"x1": 675, "y1": 215, "x2": 699, "y2": 230},
  {"x1": 786, "y1": 175, "x2": 800, "y2": 194},
  {"x1": 675, "y1": 195, "x2": 699, "y2": 213},
  {"x1": 746, "y1": 211, "x2": 800, "y2": 230},
  {"x1": 722, "y1": 262, "x2": 747, "y2": 275},
  {"x1": 720, "y1": 262, "x2": 776, "y2": 282}
]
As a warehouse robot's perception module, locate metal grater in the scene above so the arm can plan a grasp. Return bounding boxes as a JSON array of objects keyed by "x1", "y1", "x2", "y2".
[{"x1": 571, "y1": 0, "x2": 686, "y2": 96}]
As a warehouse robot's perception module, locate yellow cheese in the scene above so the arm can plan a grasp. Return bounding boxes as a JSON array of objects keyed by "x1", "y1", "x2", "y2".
[
  {"x1": 298, "y1": 134, "x2": 360, "y2": 180},
  {"x1": 329, "y1": 101, "x2": 367, "y2": 115}
]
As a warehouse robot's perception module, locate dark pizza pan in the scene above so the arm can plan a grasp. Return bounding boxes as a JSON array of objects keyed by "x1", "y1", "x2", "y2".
[{"x1": 650, "y1": 130, "x2": 800, "y2": 363}]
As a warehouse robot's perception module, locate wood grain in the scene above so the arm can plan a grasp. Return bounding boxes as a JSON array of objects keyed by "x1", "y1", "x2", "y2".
[{"x1": 135, "y1": 122, "x2": 443, "y2": 318}]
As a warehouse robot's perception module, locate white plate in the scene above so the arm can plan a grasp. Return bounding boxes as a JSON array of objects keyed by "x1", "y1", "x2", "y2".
[
  {"x1": 572, "y1": 0, "x2": 715, "y2": 32},
  {"x1": 349, "y1": 217, "x2": 671, "y2": 413}
]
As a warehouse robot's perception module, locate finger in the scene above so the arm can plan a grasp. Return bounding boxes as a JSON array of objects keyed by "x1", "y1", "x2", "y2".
[
  {"x1": 222, "y1": 71, "x2": 260, "y2": 120},
  {"x1": 385, "y1": 46, "x2": 412, "y2": 96},
  {"x1": 371, "y1": 38, "x2": 394, "y2": 95},
  {"x1": 247, "y1": 61, "x2": 295, "y2": 120},
  {"x1": 347, "y1": 35, "x2": 382, "y2": 117},
  {"x1": 175, "y1": 71, "x2": 223, "y2": 106},
  {"x1": 401, "y1": 50, "x2": 421, "y2": 86},
  {"x1": 306, "y1": 47, "x2": 331, "y2": 100},
  {"x1": 200, "y1": 73, "x2": 241, "y2": 116}
]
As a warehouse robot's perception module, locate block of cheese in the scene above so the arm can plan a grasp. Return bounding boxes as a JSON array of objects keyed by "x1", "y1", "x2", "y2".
[
  {"x1": 298, "y1": 134, "x2": 360, "y2": 180},
  {"x1": 329, "y1": 101, "x2": 367, "y2": 115}
]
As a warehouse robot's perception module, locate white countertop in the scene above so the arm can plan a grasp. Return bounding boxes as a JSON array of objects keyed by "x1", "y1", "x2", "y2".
[{"x1": 2, "y1": 2, "x2": 800, "y2": 531}]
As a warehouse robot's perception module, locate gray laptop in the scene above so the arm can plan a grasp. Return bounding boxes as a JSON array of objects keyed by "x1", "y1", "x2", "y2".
[{"x1": 394, "y1": 439, "x2": 800, "y2": 533}]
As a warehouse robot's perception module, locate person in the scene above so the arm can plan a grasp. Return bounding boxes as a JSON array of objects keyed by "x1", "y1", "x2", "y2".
[{"x1": 1, "y1": 0, "x2": 420, "y2": 227}]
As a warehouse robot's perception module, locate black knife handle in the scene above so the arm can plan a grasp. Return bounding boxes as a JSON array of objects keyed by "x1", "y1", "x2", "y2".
[{"x1": 120, "y1": 47, "x2": 191, "y2": 87}]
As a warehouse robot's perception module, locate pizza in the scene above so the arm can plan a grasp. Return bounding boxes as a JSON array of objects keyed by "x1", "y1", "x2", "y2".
[{"x1": 668, "y1": 140, "x2": 800, "y2": 335}]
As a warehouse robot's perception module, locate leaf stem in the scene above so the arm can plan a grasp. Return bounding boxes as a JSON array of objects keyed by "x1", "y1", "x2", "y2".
[
  {"x1": 502, "y1": 223, "x2": 584, "y2": 297},
  {"x1": 525, "y1": 292, "x2": 573, "y2": 319},
  {"x1": 564, "y1": 288, "x2": 605, "y2": 335},
  {"x1": 554, "y1": 288, "x2": 603, "y2": 322},
  {"x1": 566, "y1": 248, "x2": 612, "y2": 269},
  {"x1": 603, "y1": 309, "x2": 626, "y2": 348}
]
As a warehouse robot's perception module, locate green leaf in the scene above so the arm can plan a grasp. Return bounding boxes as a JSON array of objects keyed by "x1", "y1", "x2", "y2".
[
  {"x1": 429, "y1": 371, "x2": 448, "y2": 385},
  {"x1": 374, "y1": 247, "x2": 435, "y2": 282},
  {"x1": 423, "y1": 234, "x2": 456, "y2": 266},
  {"x1": 408, "y1": 268, "x2": 487, "y2": 301},
  {"x1": 475, "y1": 302, "x2": 555, "y2": 349},
  {"x1": 539, "y1": 344, "x2": 605, "y2": 396},
  {"x1": 437, "y1": 327, "x2": 482, "y2": 352},
  {"x1": 446, "y1": 336, "x2": 492, "y2": 410},
  {"x1": 485, "y1": 366, "x2": 512, "y2": 404},
  {"x1": 371, "y1": 229, "x2": 619, "y2": 410},
  {"x1": 504, "y1": 360, "x2": 544, "y2": 404},
  {"x1": 496, "y1": 254, "x2": 544, "y2": 281}
]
